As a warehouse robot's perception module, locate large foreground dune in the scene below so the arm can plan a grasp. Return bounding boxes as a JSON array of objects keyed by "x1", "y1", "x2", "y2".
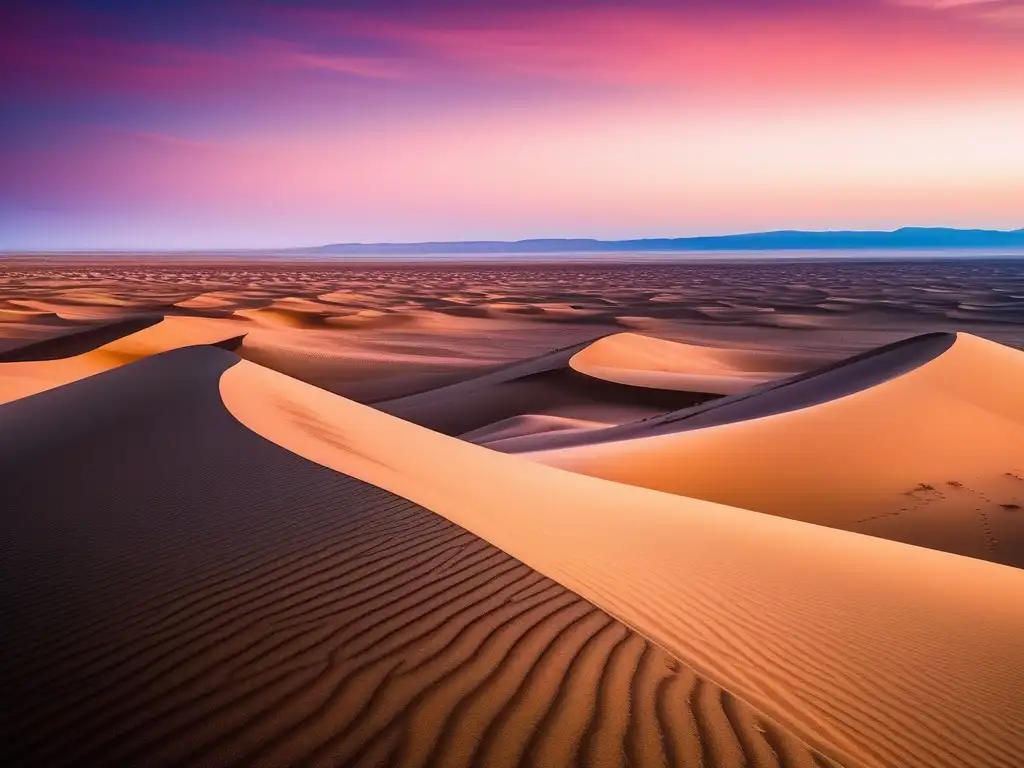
[
  {"x1": 523, "y1": 332, "x2": 1024, "y2": 567},
  {"x1": 223, "y1": 347, "x2": 1024, "y2": 768},
  {"x1": 2, "y1": 348, "x2": 831, "y2": 767}
]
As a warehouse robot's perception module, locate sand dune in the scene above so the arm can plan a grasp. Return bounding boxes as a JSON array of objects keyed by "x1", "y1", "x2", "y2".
[
  {"x1": 499, "y1": 331, "x2": 956, "y2": 453},
  {"x1": 234, "y1": 316, "x2": 495, "y2": 403},
  {"x1": 2, "y1": 347, "x2": 830, "y2": 768},
  {"x1": 175, "y1": 290, "x2": 282, "y2": 311},
  {"x1": 569, "y1": 332, "x2": 782, "y2": 395},
  {"x1": 6, "y1": 298, "x2": 145, "y2": 321},
  {"x1": 4, "y1": 260, "x2": 1024, "y2": 768},
  {"x1": 224, "y1": 350, "x2": 1024, "y2": 768},
  {"x1": 460, "y1": 413, "x2": 610, "y2": 447},
  {"x1": 233, "y1": 297, "x2": 387, "y2": 330},
  {"x1": 235, "y1": 306, "x2": 329, "y2": 329},
  {"x1": 526, "y1": 332, "x2": 1024, "y2": 567},
  {"x1": 380, "y1": 335, "x2": 720, "y2": 435},
  {"x1": 0, "y1": 308, "x2": 74, "y2": 325},
  {"x1": 0, "y1": 316, "x2": 164, "y2": 362},
  {"x1": 0, "y1": 316, "x2": 246, "y2": 405},
  {"x1": 322, "y1": 309, "x2": 420, "y2": 330}
]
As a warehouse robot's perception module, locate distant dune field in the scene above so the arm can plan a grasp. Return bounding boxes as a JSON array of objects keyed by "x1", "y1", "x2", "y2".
[{"x1": 3, "y1": 258, "x2": 1024, "y2": 767}]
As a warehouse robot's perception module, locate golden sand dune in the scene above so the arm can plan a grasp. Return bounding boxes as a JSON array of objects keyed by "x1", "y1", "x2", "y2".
[
  {"x1": 495, "y1": 331, "x2": 955, "y2": 454},
  {"x1": 6, "y1": 298, "x2": 142, "y2": 321},
  {"x1": 380, "y1": 335, "x2": 718, "y2": 435},
  {"x1": 460, "y1": 413, "x2": 610, "y2": 447},
  {"x1": 234, "y1": 316, "x2": 493, "y2": 403},
  {"x1": 0, "y1": 316, "x2": 164, "y2": 362},
  {"x1": 174, "y1": 293, "x2": 241, "y2": 310},
  {"x1": 224, "y1": 350, "x2": 1024, "y2": 768},
  {"x1": 526, "y1": 332, "x2": 1024, "y2": 567},
  {"x1": 323, "y1": 309, "x2": 420, "y2": 330},
  {"x1": 1, "y1": 347, "x2": 831, "y2": 768},
  {"x1": 174, "y1": 290, "x2": 282, "y2": 311},
  {"x1": 233, "y1": 297, "x2": 380, "y2": 330},
  {"x1": 4, "y1": 259, "x2": 1024, "y2": 767},
  {"x1": 31, "y1": 288, "x2": 149, "y2": 307},
  {"x1": 235, "y1": 305, "x2": 327, "y2": 328},
  {"x1": 0, "y1": 316, "x2": 246, "y2": 405},
  {"x1": 0, "y1": 308, "x2": 74, "y2": 325},
  {"x1": 569, "y1": 332, "x2": 784, "y2": 395}
]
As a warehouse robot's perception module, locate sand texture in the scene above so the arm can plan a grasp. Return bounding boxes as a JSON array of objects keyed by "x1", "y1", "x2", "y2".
[
  {"x1": 569, "y1": 332, "x2": 780, "y2": 394},
  {"x1": 3, "y1": 258, "x2": 1024, "y2": 768},
  {"x1": 0, "y1": 315, "x2": 246, "y2": 405},
  {"x1": 527, "y1": 332, "x2": 1024, "y2": 567},
  {"x1": 2, "y1": 348, "x2": 833, "y2": 768},
  {"x1": 224, "y1": 346, "x2": 1024, "y2": 768}
]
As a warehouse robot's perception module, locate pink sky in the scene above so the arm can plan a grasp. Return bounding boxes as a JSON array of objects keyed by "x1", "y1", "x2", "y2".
[{"x1": 3, "y1": 1, "x2": 1023, "y2": 248}]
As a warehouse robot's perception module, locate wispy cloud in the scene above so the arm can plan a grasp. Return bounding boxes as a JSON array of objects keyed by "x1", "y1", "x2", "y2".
[
  {"x1": 974, "y1": 1, "x2": 1024, "y2": 23},
  {"x1": 895, "y1": 0, "x2": 1006, "y2": 7},
  {"x1": 266, "y1": 4, "x2": 1024, "y2": 100},
  {"x1": 0, "y1": 7, "x2": 407, "y2": 98},
  {"x1": 83, "y1": 126, "x2": 225, "y2": 152},
  {"x1": 891, "y1": 0, "x2": 1024, "y2": 24}
]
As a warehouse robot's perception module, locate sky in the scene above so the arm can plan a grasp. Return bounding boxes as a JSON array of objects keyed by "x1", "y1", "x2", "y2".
[{"x1": 2, "y1": 0, "x2": 1023, "y2": 250}]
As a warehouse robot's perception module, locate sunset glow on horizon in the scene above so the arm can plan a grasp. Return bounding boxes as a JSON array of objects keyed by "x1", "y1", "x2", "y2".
[{"x1": 2, "y1": 0, "x2": 1023, "y2": 249}]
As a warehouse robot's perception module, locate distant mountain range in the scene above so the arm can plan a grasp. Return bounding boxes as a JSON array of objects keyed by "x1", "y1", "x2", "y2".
[{"x1": 316, "y1": 228, "x2": 1024, "y2": 254}]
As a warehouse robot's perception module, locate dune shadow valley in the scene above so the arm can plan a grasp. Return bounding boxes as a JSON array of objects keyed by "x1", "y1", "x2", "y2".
[{"x1": 3, "y1": 255, "x2": 1024, "y2": 768}]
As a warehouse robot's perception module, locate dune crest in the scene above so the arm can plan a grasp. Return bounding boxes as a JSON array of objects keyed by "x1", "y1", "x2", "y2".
[
  {"x1": 0, "y1": 316, "x2": 246, "y2": 405},
  {"x1": 569, "y1": 332, "x2": 782, "y2": 394},
  {"x1": 380, "y1": 335, "x2": 719, "y2": 436},
  {"x1": 529, "y1": 332, "x2": 1024, "y2": 567},
  {"x1": 221, "y1": 354, "x2": 1024, "y2": 768}
]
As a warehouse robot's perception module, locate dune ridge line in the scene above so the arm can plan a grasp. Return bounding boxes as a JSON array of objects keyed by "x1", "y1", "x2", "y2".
[{"x1": 220, "y1": 342, "x2": 1024, "y2": 768}]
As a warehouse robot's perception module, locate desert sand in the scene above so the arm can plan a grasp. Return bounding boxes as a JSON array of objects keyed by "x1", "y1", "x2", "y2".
[
  {"x1": 524, "y1": 331, "x2": 1024, "y2": 567},
  {"x1": 3, "y1": 257, "x2": 1024, "y2": 767},
  {"x1": 568, "y1": 332, "x2": 780, "y2": 394},
  {"x1": 223, "y1": 345, "x2": 1024, "y2": 768},
  {"x1": 0, "y1": 315, "x2": 247, "y2": 405}
]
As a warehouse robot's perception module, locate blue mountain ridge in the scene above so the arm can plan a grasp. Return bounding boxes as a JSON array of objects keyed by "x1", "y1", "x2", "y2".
[{"x1": 315, "y1": 227, "x2": 1024, "y2": 254}]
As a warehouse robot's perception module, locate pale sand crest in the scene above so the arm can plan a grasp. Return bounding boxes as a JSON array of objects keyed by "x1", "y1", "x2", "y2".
[
  {"x1": 378, "y1": 335, "x2": 742, "y2": 436},
  {"x1": 568, "y1": 332, "x2": 780, "y2": 395}
]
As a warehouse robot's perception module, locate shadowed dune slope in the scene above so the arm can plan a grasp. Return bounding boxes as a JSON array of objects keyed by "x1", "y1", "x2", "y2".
[
  {"x1": 0, "y1": 315, "x2": 163, "y2": 362},
  {"x1": 568, "y1": 332, "x2": 783, "y2": 395},
  {"x1": 460, "y1": 414, "x2": 610, "y2": 447},
  {"x1": 378, "y1": 335, "x2": 720, "y2": 436},
  {"x1": 0, "y1": 315, "x2": 246, "y2": 405},
  {"x1": 0, "y1": 347, "x2": 829, "y2": 768},
  {"x1": 224, "y1": 357, "x2": 1024, "y2": 768},
  {"x1": 500, "y1": 331, "x2": 957, "y2": 453},
  {"x1": 527, "y1": 332, "x2": 1024, "y2": 567}
]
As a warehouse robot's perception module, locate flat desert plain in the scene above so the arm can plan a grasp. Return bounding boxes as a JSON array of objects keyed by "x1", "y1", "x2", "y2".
[{"x1": 3, "y1": 256, "x2": 1024, "y2": 768}]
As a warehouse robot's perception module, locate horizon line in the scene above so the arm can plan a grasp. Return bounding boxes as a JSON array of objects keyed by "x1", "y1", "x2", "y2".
[{"x1": 3, "y1": 225, "x2": 1024, "y2": 255}]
